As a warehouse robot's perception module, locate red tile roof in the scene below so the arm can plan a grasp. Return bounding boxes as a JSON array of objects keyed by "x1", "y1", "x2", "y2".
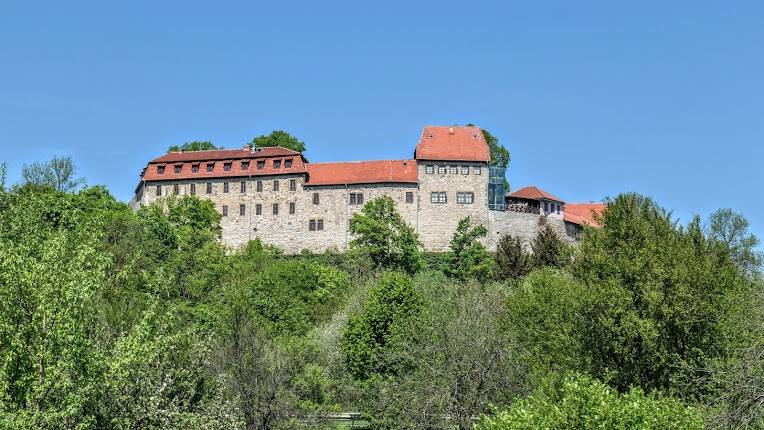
[
  {"x1": 508, "y1": 186, "x2": 565, "y2": 203},
  {"x1": 141, "y1": 146, "x2": 307, "y2": 181},
  {"x1": 564, "y1": 203, "x2": 607, "y2": 227},
  {"x1": 306, "y1": 160, "x2": 418, "y2": 186},
  {"x1": 414, "y1": 126, "x2": 490, "y2": 162}
]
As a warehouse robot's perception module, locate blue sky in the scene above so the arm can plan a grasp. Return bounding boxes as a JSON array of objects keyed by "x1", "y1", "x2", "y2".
[{"x1": 1, "y1": 1, "x2": 762, "y2": 242}]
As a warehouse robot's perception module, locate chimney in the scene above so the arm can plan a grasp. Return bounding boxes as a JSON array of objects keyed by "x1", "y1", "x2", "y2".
[{"x1": 449, "y1": 127, "x2": 454, "y2": 134}]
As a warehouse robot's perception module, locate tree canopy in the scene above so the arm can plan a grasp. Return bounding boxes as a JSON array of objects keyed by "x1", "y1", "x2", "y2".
[
  {"x1": 21, "y1": 156, "x2": 85, "y2": 192},
  {"x1": 167, "y1": 141, "x2": 219, "y2": 153},
  {"x1": 250, "y1": 130, "x2": 306, "y2": 153}
]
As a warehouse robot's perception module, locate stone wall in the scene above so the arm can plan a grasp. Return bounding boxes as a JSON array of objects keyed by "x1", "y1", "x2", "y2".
[{"x1": 486, "y1": 210, "x2": 574, "y2": 251}]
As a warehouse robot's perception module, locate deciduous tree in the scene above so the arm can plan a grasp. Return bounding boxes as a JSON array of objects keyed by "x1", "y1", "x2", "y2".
[{"x1": 251, "y1": 130, "x2": 306, "y2": 153}]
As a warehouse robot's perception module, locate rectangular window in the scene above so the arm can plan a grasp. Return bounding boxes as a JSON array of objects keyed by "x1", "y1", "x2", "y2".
[
  {"x1": 457, "y1": 192, "x2": 465, "y2": 204},
  {"x1": 272, "y1": 203, "x2": 278, "y2": 215},
  {"x1": 318, "y1": 219, "x2": 324, "y2": 230},
  {"x1": 289, "y1": 178, "x2": 296, "y2": 191},
  {"x1": 461, "y1": 165, "x2": 469, "y2": 175},
  {"x1": 206, "y1": 163, "x2": 214, "y2": 172},
  {"x1": 240, "y1": 204, "x2": 246, "y2": 216},
  {"x1": 256, "y1": 180, "x2": 263, "y2": 192},
  {"x1": 156, "y1": 185, "x2": 162, "y2": 196},
  {"x1": 222, "y1": 205, "x2": 228, "y2": 217},
  {"x1": 157, "y1": 165, "x2": 165, "y2": 174},
  {"x1": 557, "y1": 204, "x2": 561, "y2": 215},
  {"x1": 256, "y1": 204, "x2": 262, "y2": 215},
  {"x1": 439, "y1": 192, "x2": 447, "y2": 203},
  {"x1": 273, "y1": 159, "x2": 281, "y2": 169},
  {"x1": 289, "y1": 202, "x2": 295, "y2": 214},
  {"x1": 206, "y1": 182, "x2": 212, "y2": 194},
  {"x1": 223, "y1": 162, "x2": 231, "y2": 172},
  {"x1": 309, "y1": 219, "x2": 316, "y2": 231},
  {"x1": 473, "y1": 166, "x2": 481, "y2": 175},
  {"x1": 426, "y1": 165, "x2": 434, "y2": 174},
  {"x1": 190, "y1": 183, "x2": 196, "y2": 195},
  {"x1": 174, "y1": 165, "x2": 182, "y2": 174},
  {"x1": 240, "y1": 181, "x2": 246, "y2": 193},
  {"x1": 450, "y1": 165, "x2": 457, "y2": 174},
  {"x1": 465, "y1": 192, "x2": 474, "y2": 204},
  {"x1": 284, "y1": 158, "x2": 292, "y2": 168},
  {"x1": 438, "y1": 165, "x2": 447, "y2": 174},
  {"x1": 544, "y1": 201, "x2": 549, "y2": 212},
  {"x1": 349, "y1": 192, "x2": 364, "y2": 205},
  {"x1": 313, "y1": 192, "x2": 319, "y2": 205},
  {"x1": 192, "y1": 164, "x2": 199, "y2": 173},
  {"x1": 273, "y1": 180, "x2": 279, "y2": 191},
  {"x1": 241, "y1": 161, "x2": 249, "y2": 170},
  {"x1": 406, "y1": 191, "x2": 414, "y2": 203},
  {"x1": 257, "y1": 160, "x2": 265, "y2": 170},
  {"x1": 173, "y1": 184, "x2": 179, "y2": 195},
  {"x1": 223, "y1": 182, "x2": 229, "y2": 193}
]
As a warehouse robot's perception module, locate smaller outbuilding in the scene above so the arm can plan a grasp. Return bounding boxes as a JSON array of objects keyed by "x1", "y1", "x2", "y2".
[{"x1": 505, "y1": 186, "x2": 565, "y2": 218}]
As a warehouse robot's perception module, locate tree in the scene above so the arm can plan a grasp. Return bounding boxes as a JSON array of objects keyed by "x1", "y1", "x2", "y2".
[
  {"x1": 167, "y1": 141, "x2": 219, "y2": 153},
  {"x1": 251, "y1": 130, "x2": 306, "y2": 153},
  {"x1": 707, "y1": 208, "x2": 762, "y2": 276},
  {"x1": 475, "y1": 374, "x2": 703, "y2": 430},
  {"x1": 341, "y1": 272, "x2": 423, "y2": 380},
  {"x1": 0, "y1": 161, "x2": 6, "y2": 192},
  {"x1": 21, "y1": 156, "x2": 85, "y2": 192},
  {"x1": 349, "y1": 196, "x2": 424, "y2": 274},
  {"x1": 494, "y1": 234, "x2": 531, "y2": 281},
  {"x1": 481, "y1": 128, "x2": 510, "y2": 168},
  {"x1": 443, "y1": 217, "x2": 494, "y2": 281},
  {"x1": 530, "y1": 223, "x2": 565, "y2": 269}
]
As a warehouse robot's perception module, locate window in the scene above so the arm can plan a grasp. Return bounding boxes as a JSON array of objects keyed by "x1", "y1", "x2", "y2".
[
  {"x1": 426, "y1": 165, "x2": 434, "y2": 174},
  {"x1": 256, "y1": 204, "x2": 262, "y2": 215},
  {"x1": 544, "y1": 201, "x2": 549, "y2": 212},
  {"x1": 223, "y1": 182, "x2": 229, "y2": 193},
  {"x1": 438, "y1": 165, "x2": 447, "y2": 174},
  {"x1": 240, "y1": 181, "x2": 246, "y2": 193},
  {"x1": 313, "y1": 192, "x2": 319, "y2": 205},
  {"x1": 284, "y1": 158, "x2": 292, "y2": 168},
  {"x1": 223, "y1": 162, "x2": 231, "y2": 172},
  {"x1": 157, "y1": 165, "x2": 165, "y2": 174},
  {"x1": 309, "y1": 220, "x2": 316, "y2": 231},
  {"x1": 256, "y1": 160, "x2": 265, "y2": 170},
  {"x1": 273, "y1": 180, "x2": 279, "y2": 191},
  {"x1": 406, "y1": 191, "x2": 414, "y2": 203},
  {"x1": 272, "y1": 203, "x2": 278, "y2": 215},
  {"x1": 206, "y1": 163, "x2": 214, "y2": 172},
  {"x1": 289, "y1": 178, "x2": 296, "y2": 191},
  {"x1": 318, "y1": 219, "x2": 324, "y2": 230},
  {"x1": 457, "y1": 192, "x2": 474, "y2": 204},
  {"x1": 430, "y1": 192, "x2": 447, "y2": 204},
  {"x1": 461, "y1": 165, "x2": 469, "y2": 175},
  {"x1": 557, "y1": 204, "x2": 561, "y2": 215},
  {"x1": 192, "y1": 164, "x2": 199, "y2": 173},
  {"x1": 174, "y1": 165, "x2": 181, "y2": 174},
  {"x1": 349, "y1": 192, "x2": 364, "y2": 205},
  {"x1": 241, "y1": 161, "x2": 249, "y2": 170},
  {"x1": 289, "y1": 202, "x2": 295, "y2": 214},
  {"x1": 309, "y1": 219, "x2": 324, "y2": 231},
  {"x1": 222, "y1": 205, "x2": 228, "y2": 217},
  {"x1": 156, "y1": 185, "x2": 162, "y2": 196},
  {"x1": 450, "y1": 165, "x2": 458, "y2": 174},
  {"x1": 173, "y1": 184, "x2": 179, "y2": 195},
  {"x1": 240, "y1": 204, "x2": 246, "y2": 216},
  {"x1": 206, "y1": 182, "x2": 212, "y2": 194},
  {"x1": 473, "y1": 166, "x2": 481, "y2": 175},
  {"x1": 256, "y1": 180, "x2": 263, "y2": 192},
  {"x1": 190, "y1": 183, "x2": 196, "y2": 195},
  {"x1": 273, "y1": 159, "x2": 281, "y2": 169}
]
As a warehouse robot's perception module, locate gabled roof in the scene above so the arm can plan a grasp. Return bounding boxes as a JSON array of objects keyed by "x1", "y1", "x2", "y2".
[
  {"x1": 564, "y1": 203, "x2": 607, "y2": 227},
  {"x1": 508, "y1": 186, "x2": 565, "y2": 203},
  {"x1": 149, "y1": 146, "x2": 300, "y2": 163},
  {"x1": 414, "y1": 126, "x2": 490, "y2": 162},
  {"x1": 306, "y1": 160, "x2": 418, "y2": 186}
]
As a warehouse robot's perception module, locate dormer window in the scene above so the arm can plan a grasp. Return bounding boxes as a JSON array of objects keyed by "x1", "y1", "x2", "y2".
[
  {"x1": 284, "y1": 158, "x2": 292, "y2": 168},
  {"x1": 157, "y1": 165, "x2": 165, "y2": 174},
  {"x1": 273, "y1": 159, "x2": 281, "y2": 169},
  {"x1": 191, "y1": 164, "x2": 199, "y2": 173},
  {"x1": 241, "y1": 161, "x2": 249, "y2": 170},
  {"x1": 206, "y1": 163, "x2": 214, "y2": 172},
  {"x1": 174, "y1": 165, "x2": 181, "y2": 174},
  {"x1": 257, "y1": 160, "x2": 265, "y2": 170},
  {"x1": 223, "y1": 162, "x2": 232, "y2": 172}
]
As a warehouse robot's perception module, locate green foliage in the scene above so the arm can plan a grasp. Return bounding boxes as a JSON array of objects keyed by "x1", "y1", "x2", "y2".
[
  {"x1": 251, "y1": 130, "x2": 306, "y2": 153},
  {"x1": 21, "y1": 155, "x2": 86, "y2": 192},
  {"x1": 708, "y1": 208, "x2": 762, "y2": 277},
  {"x1": 349, "y1": 196, "x2": 424, "y2": 274},
  {"x1": 341, "y1": 272, "x2": 423, "y2": 380},
  {"x1": 481, "y1": 128, "x2": 510, "y2": 168},
  {"x1": 494, "y1": 234, "x2": 531, "y2": 281},
  {"x1": 475, "y1": 374, "x2": 703, "y2": 430},
  {"x1": 531, "y1": 223, "x2": 566, "y2": 269},
  {"x1": 443, "y1": 217, "x2": 494, "y2": 281},
  {"x1": 0, "y1": 161, "x2": 6, "y2": 192},
  {"x1": 167, "y1": 141, "x2": 219, "y2": 153}
]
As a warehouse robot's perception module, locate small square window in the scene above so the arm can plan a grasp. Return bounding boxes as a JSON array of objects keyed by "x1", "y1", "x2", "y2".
[
  {"x1": 284, "y1": 159, "x2": 293, "y2": 168},
  {"x1": 241, "y1": 161, "x2": 249, "y2": 170},
  {"x1": 313, "y1": 193, "x2": 319, "y2": 205},
  {"x1": 273, "y1": 180, "x2": 279, "y2": 191},
  {"x1": 426, "y1": 165, "x2": 434, "y2": 174},
  {"x1": 157, "y1": 165, "x2": 165, "y2": 174},
  {"x1": 256, "y1": 204, "x2": 262, "y2": 215},
  {"x1": 240, "y1": 181, "x2": 246, "y2": 193},
  {"x1": 438, "y1": 165, "x2": 447, "y2": 174},
  {"x1": 461, "y1": 166, "x2": 469, "y2": 175},
  {"x1": 349, "y1": 192, "x2": 364, "y2": 205},
  {"x1": 450, "y1": 165, "x2": 457, "y2": 174},
  {"x1": 192, "y1": 164, "x2": 199, "y2": 173},
  {"x1": 190, "y1": 183, "x2": 196, "y2": 195},
  {"x1": 256, "y1": 160, "x2": 265, "y2": 170},
  {"x1": 473, "y1": 166, "x2": 481, "y2": 175},
  {"x1": 223, "y1": 162, "x2": 231, "y2": 172},
  {"x1": 156, "y1": 185, "x2": 162, "y2": 196},
  {"x1": 222, "y1": 205, "x2": 228, "y2": 217},
  {"x1": 223, "y1": 182, "x2": 229, "y2": 193},
  {"x1": 289, "y1": 179, "x2": 296, "y2": 191},
  {"x1": 206, "y1": 182, "x2": 212, "y2": 194},
  {"x1": 273, "y1": 203, "x2": 279, "y2": 215},
  {"x1": 173, "y1": 184, "x2": 179, "y2": 195},
  {"x1": 289, "y1": 202, "x2": 295, "y2": 214},
  {"x1": 256, "y1": 181, "x2": 263, "y2": 192},
  {"x1": 439, "y1": 192, "x2": 447, "y2": 203},
  {"x1": 273, "y1": 159, "x2": 281, "y2": 169},
  {"x1": 240, "y1": 204, "x2": 246, "y2": 216},
  {"x1": 206, "y1": 163, "x2": 214, "y2": 172},
  {"x1": 406, "y1": 191, "x2": 414, "y2": 203},
  {"x1": 174, "y1": 165, "x2": 182, "y2": 174}
]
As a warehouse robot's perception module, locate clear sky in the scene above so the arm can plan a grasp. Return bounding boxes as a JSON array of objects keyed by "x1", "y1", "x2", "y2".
[{"x1": 1, "y1": 1, "x2": 762, "y2": 242}]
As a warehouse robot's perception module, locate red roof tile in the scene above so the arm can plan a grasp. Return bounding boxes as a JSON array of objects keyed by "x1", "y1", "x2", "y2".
[
  {"x1": 414, "y1": 126, "x2": 490, "y2": 162},
  {"x1": 150, "y1": 146, "x2": 299, "y2": 163},
  {"x1": 306, "y1": 160, "x2": 418, "y2": 186},
  {"x1": 508, "y1": 186, "x2": 565, "y2": 203},
  {"x1": 564, "y1": 203, "x2": 607, "y2": 227}
]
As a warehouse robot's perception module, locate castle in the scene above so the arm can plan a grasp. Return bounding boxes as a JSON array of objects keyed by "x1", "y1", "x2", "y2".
[{"x1": 132, "y1": 125, "x2": 603, "y2": 253}]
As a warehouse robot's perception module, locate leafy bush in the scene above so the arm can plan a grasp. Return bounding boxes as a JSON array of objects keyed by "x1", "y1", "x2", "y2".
[{"x1": 443, "y1": 217, "x2": 494, "y2": 281}]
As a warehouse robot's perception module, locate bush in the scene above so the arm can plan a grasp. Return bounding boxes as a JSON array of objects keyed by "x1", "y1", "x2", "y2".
[{"x1": 495, "y1": 234, "x2": 531, "y2": 281}]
